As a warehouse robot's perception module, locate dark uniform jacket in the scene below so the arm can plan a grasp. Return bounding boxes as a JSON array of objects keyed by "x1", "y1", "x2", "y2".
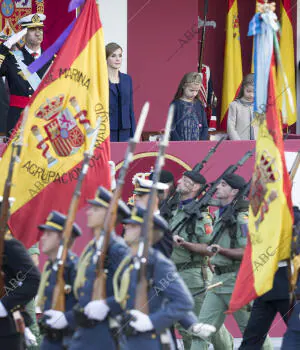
[
  {"x1": 42, "y1": 251, "x2": 79, "y2": 331},
  {"x1": 0, "y1": 236, "x2": 40, "y2": 336},
  {"x1": 0, "y1": 45, "x2": 52, "y2": 134}
]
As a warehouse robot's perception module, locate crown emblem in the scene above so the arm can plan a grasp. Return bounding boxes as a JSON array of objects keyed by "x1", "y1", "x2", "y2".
[
  {"x1": 47, "y1": 212, "x2": 53, "y2": 222},
  {"x1": 258, "y1": 150, "x2": 280, "y2": 183},
  {"x1": 32, "y1": 14, "x2": 41, "y2": 23},
  {"x1": 35, "y1": 95, "x2": 65, "y2": 121}
]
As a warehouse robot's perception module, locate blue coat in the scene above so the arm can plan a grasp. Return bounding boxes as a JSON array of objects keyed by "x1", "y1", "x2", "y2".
[
  {"x1": 41, "y1": 251, "x2": 79, "y2": 350},
  {"x1": 107, "y1": 248, "x2": 194, "y2": 350},
  {"x1": 69, "y1": 234, "x2": 129, "y2": 350},
  {"x1": 170, "y1": 99, "x2": 208, "y2": 141},
  {"x1": 109, "y1": 72, "x2": 136, "y2": 142}
]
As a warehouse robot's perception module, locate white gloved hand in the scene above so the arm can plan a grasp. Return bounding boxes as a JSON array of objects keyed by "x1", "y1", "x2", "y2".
[
  {"x1": 190, "y1": 323, "x2": 216, "y2": 339},
  {"x1": 44, "y1": 310, "x2": 68, "y2": 329},
  {"x1": 24, "y1": 327, "x2": 37, "y2": 347},
  {"x1": 0, "y1": 302, "x2": 8, "y2": 317},
  {"x1": 129, "y1": 310, "x2": 154, "y2": 332},
  {"x1": 108, "y1": 161, "x2": 116, "y2": 191},
  {"x1": 84, "y1": 300, "x2": 110, "y2": 321}
]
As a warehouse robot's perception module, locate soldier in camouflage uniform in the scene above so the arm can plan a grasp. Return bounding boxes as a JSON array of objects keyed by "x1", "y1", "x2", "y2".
[
  {"x1": 170, "y1": 169, "x2": 232, "y2": 350},
  {"x1": 190, "y1": 174, "x2": 273, "y2": 350}
]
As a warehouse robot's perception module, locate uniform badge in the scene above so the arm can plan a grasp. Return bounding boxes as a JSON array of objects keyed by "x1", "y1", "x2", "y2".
[{"x1": 204, "y1": 223, "x2": 213, "y2": 235}]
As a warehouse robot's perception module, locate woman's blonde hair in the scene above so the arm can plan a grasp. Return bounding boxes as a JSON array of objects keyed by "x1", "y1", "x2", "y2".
[
  {"x1": 105, "y1": 42, "x2": 122, "y2": 60},
  {"x1": 174, "y1": 72, "x2": 202, "y2": 100}
]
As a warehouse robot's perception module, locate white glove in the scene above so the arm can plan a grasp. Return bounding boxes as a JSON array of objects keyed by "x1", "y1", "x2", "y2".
[
  {"x1": 24, "y1": 327, "x2": 37, "y2": 347},
  {"x1": 44, "y1": 310, "x2": 68, "y2": 329},
  {"x1": 190, "y1": 323, "x2": 216, "y2": 339},
  {"x1": 0, "y1": 302, "x2": 8, "y2": 317},
  {"x1": 108, "y1": 161, "x2": 116, "y2": 191},
  {"x1": 84, "y1": 300, "x2": 110, "y2": 321},
  {"x1": 129, "y1": 310, "x2": 154, "y2": 332}
]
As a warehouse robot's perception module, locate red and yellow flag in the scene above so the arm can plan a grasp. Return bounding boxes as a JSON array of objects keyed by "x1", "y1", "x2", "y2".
[
  {"x1": 220, "y1": 0, "x2": 243, "y2": 130},
  {"x1": 228, "y1": 58, "x2": 293, "y2": 312},
  {"x1": 277, "y1": 0, "x2": 296, "y2": 126},
  {"x1": 0, "y1": 0, "x2": 110, "y2": 248}
]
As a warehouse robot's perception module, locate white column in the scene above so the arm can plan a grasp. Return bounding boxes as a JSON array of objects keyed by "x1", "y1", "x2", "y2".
[
  {"x1": 96, "y1": 0, "x2": 128, "y2": 73},
  {"x1": 297, "y1": 1, "x2": 300, "y2": 133}
]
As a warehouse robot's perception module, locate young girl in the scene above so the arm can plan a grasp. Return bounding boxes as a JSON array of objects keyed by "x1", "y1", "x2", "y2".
[
  {"x1": 227, "y1": 73, "x2": 257, "y2": 140},
  {"x1": 170, "y1": 72, "x2": 208, "y2": 141}
]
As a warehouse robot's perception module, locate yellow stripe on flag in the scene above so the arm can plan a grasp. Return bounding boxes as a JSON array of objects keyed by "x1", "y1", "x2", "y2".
[
  {"x1": 220, "y1": 0, "x2": 243, "y2": 128},
  {"x1": 277, "y1": 0, "x2": 296, "y2": 126},
  {"x1": 249, "y1": 64, "x2": 293, "y2": 296},
  {"x1": 1, "y1": 29, "x2": 109, "y2": 213}
]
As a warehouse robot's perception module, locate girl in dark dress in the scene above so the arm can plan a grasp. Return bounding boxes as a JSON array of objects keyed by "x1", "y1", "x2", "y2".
[{"x1": 170, "y1": 72, "x2": 208, "y2": 141}]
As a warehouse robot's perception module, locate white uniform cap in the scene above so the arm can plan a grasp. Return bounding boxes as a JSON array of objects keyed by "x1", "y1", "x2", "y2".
[{"x1": 18, "y1": 13, "x2": 46, "y2": 28}]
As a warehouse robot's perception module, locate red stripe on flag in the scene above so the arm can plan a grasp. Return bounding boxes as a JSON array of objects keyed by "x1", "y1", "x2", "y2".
[
  {"x1": 266, "y1": 60, "x2": 293, "y2": 218},
  {"x1": 8, "y1": 139, "x2": 111, "y2": 248},
  {"x1": 282, "y1": 0, "x2": 293, "y2": 23},
  {"x1": 32, "y1": 0, "x2": 102, "y2": 100},
  {"x1": 228, "y1": 241, "x2": 257, "y2": 313},
  {"x1": 228, "y1": 0, "x2": 235, "y2": 11}
]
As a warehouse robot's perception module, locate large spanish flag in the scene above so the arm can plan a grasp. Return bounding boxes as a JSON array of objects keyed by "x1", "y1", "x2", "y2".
[
  {"x1": 277, "y1": 0, "x2": 296, "y2": 126},
  {"x1": 229, "y1": 12, "x2": 293, "y2": 312},
  {"x1": 220, "y1": 0, "x2": 243, "y2": 130},
  {"x1": 0, "y1": 0, "x2": 110, "y2": 248}
]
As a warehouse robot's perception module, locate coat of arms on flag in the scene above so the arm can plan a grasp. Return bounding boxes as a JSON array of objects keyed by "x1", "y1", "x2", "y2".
[
  {"x1": 0, "y1": 0, "x2": 44, "y2": 39},
  {"x1": 31, "y1": 94, "x2": 96, "y2": 167}
]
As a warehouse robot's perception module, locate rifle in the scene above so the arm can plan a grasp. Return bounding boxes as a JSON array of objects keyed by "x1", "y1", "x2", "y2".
[
  {"x1": 193, "y1": 136, "x2": 225, "y2": 173},
  {"x1": 134, "y1": 104, "x2": 174, "y2": 314},
  {"x1": 210, "y1": 180, "x2": 252, "y2": 252},
  {"x1": 289, "y1": 151, "x2": 300, "y2": 182},
  {"x1": 160, "y1": 137, "x2": 225, "y2": 220},
  {"x1": 91, "y1": 102, "x2": 149, "y2": 301},
  {"x1": 51, "y1": 117, "x2": 101, "y2": 311},
  {"x1": 170, "y1": 149, "x2": 254, "y2": 238},
  {"x1": 0, "y1": 107, "x2": 28, "y2": 297},
  {"x1": 192, "y1": 281, "x2": 222, "y2": 297},
  {"x1": 198, "y1": 0, "x2": 209, "y2": 72}
]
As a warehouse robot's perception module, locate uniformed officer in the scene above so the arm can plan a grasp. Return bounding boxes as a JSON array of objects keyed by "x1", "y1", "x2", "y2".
[
  {"x1": 132, "y1": 173, "x2": 173, "y2": 258},
  {"x1": 190, "y1": 174, "x2": 272, "y2": 350},
  {"x1": 170, "y1": 169, "x2": 231, "y2": 349},
  {"x1": 35, "y1": 211, "x2": 82, "y2": 350},
  {"x1": 105, "y1": 206, "x2": 195, "y2": 350},
  {"x1": 281, "y1": 206, "x2": 300, "y2": 349},
  {"x1": 68, "y1": 186, "x2": 131, "y2": 350},
  {"x1": 0, "y1": 231, "x2": 41, "y2": 349},
  {"x1": 0, "y1": 13, "x2": 52, "y2": 136}
]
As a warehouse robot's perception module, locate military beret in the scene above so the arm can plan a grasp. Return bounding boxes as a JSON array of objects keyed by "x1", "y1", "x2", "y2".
[
  {"x1": 38, "y1": 211, "x2": 82, "y2": 237},
  {"x1": 87, "y1": 186, "x2": 131, "y2": 219},
  {"x1": 123, "y1": 206, "x2": 169, "y2": 232},
  {"x1": 183, "y1": 171, "x2": 206, "y2": 185},
  {"x1": 149, "y1": 170, "x2": 174, "y2": 184},
  {"x1": 223, "y1": 174, "x2": 246, "y2": 190}
]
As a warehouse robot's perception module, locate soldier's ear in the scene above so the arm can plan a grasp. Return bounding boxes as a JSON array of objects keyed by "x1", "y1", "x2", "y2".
[{"x1": 232, "y1": 188, "x2": 239, "y2": 197}]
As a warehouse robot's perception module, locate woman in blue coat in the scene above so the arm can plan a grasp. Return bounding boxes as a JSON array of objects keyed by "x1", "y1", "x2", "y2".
[{"x1": 106, "y1": 43, "x2": 136, "y2": 142}]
